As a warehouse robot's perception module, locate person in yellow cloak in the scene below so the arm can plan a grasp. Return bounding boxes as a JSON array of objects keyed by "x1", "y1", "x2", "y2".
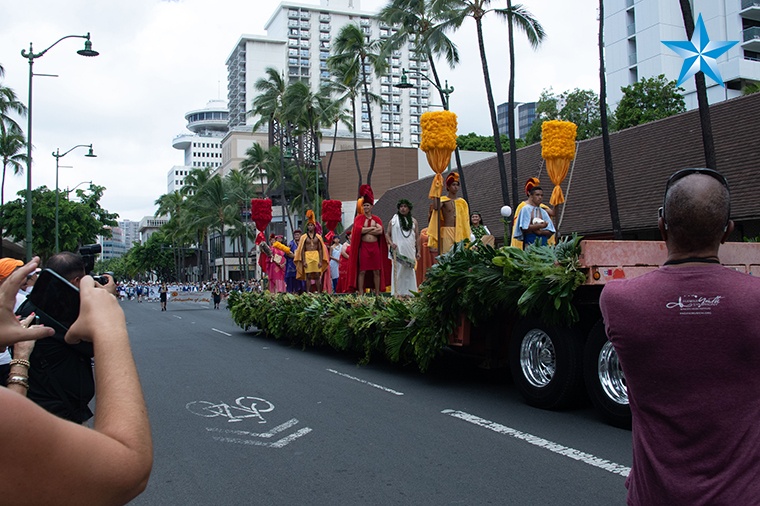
[
  {"x1": 428, "y1": 172, "x2": 471, "y2": 255},
  {"x1": 295, "y1": 210, "x2": 329, "y2": 293},
  {"x1": 511, "y1": 177, "x2": 556, "y2": 248}
]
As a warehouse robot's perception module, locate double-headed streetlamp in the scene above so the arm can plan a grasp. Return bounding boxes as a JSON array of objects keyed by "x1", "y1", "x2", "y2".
[
  {"x1": 66, "y1": 180, "x2": 93, "y2": 197},
  {"x1": 21, "y1": 33, "x2": 99, "y2": 260},
  {"x1": 52, "y1": 145, "x2": 96, "y2": 253}
]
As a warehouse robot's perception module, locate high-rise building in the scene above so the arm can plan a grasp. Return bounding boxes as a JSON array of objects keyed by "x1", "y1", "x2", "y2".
[
  {"x1": 100, "y1": 225, "x2": 127, "y2": 260},
  {"x1": 170, "y1": 99, "x2": 229, "y2": 193},
  {"x1": 496, "y1": 101, "x2": 537, "y2": 140},
  {"x1": 604, "y1": 0, "x2": 760, "y2": 109},
  {"x1": 224, "y1": 0, "x2": 430, "y2": 157},
  {"x1": 118, "y1": 219, "x2": 141, "y2": 250}
]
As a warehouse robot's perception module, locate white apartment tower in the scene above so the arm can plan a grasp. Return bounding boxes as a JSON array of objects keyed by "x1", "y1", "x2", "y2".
[
  {"x1": 226, "y1": 0, "x2": 431, "y2": 149},
  {"x1": 169, "y1": 99, "x2": 229, "y2": 193},
  {"x1": 604, "y1": 0, "x2": 760, "y2": 109}
]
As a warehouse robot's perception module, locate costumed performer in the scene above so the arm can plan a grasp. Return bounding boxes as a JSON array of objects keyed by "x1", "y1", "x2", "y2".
[
  {"x1": 385, "y1": 199, "x2": 419, "y2": 296},
  {"x1": 285, "y1": 229, "x2": 305, "y2": 293},
  {"x1": 337, "y1": 233, "x2": 351, "y2": 293},
  {"x1": 513, "y1": 184, "x2": 556, "y2": 247},
  {"x1": 347, "y1": 185, "x2": 390, "y2": 295},
  {"x1": 511, "y1": 178, "x2": 556, "y2": 248},
  {"x1": 428, "y1": 172, "x2": 470, "y2": 255},
  {"x1": 295, "y1": 211, "x2": 328, "y2": 293},
  {"x1": 267, "y1": 234, "x2": 288, "y2": 293}
]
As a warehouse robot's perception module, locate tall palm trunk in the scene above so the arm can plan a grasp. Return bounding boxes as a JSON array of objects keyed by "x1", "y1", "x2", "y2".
[
  {"x1": 475, "y1": 17, "x2": 510, "y2": 208},
  {"x1": 428, "y1": 54, "x2": 468, "y2": 202},
  {"x1": 678, "y1": 0, "x2": 717, "y2": 169},
  {"x1": 325, "y1": 119, "x2": 340, "y2": 200},
  {"x1": 361, "y1": 56, "x2": 378, "y2": 186},
  {"x1": 599, "y1": 0, "x2": 623, "y2": 239},
  {"x1": 506, "y1": 1, "x2": 520, "y2": 210},
  {"x1": 350, "y1": 95, "x2": 363, "y2": 192},
  {"x1": 218, "y1": 214, "x2": 227, "y2": 282}
]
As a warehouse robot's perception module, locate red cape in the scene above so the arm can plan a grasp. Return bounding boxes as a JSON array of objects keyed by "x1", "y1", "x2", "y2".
[{"x1": 347, "y1": 213, "x2": 392, "y2": 293}]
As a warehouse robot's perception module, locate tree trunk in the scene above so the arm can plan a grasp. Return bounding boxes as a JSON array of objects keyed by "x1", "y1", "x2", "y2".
[
  {"x1": 506, "y1": 1, "x2": 520, "y2": 212},
  {"x1": 362, "y1": 55, "x2": 378, "y2": 186},
  {"x1": 350, "y1": 95, "x2": 363, "y2": 194},
  {"x1": 678, "y1": 0, "x2": 717, "y2": 169},
  {"x1": 599, "y1": 0, "x2": 623, "y2": 239},
  {"x1": 476, "y1": 17, "x2": 511, "y2": 208},
  {"x1": 325, "y1": 120, "x2": 339, "y2": 201},
  {"x1": 428, "y1": 53, "x2": 468, "y2": 202},
  {"x1": 0, "y1": 162, "x2": 6, "y2": 258}
]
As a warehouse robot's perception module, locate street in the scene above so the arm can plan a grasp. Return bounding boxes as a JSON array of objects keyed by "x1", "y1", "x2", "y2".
[{"x1": 124, "y1": 298, "x2": 631, "y2": 505}]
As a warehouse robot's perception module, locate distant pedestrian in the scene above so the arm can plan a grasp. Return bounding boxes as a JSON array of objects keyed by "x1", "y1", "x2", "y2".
[{"x1": 159, "y1": 283, "x2": 168, "y2": 311}]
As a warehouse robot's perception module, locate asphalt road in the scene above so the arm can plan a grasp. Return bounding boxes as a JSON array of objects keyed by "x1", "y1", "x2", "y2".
[{"x1": 124, "y1": 298, "x2": 632, "y2": 505}]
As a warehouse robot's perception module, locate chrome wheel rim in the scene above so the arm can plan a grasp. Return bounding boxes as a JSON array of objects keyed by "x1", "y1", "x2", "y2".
[
  {"x1": 520, "y1": 329, "x2": 556, "y2": 388},
  {"x1": 598, "y1": 341, "x2": 628, "y2": 405}
]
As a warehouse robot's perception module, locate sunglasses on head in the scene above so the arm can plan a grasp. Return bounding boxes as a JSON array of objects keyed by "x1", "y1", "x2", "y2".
[{"x1": 659, "y1": 168, "x2": 730, "y2": 227}]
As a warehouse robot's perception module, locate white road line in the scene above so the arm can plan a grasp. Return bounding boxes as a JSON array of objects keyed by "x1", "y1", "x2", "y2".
[
  {"x1": 205, "y1": 418, "x2": 301, "y2": 439},
  {"x1": 173, "y1": 315, "x2": 182, "y2": 319},
  {"x1": 441, "y1": 409, "x2": 631, "y2": 477},
  {"x1": 211, "y1": 328, "x2": 231, "y2": 336},
  {"x1": 211, "y1": 427, "x2": 313, "y2": 448},
  {"x1": 327, "y1": 369, "x2": 404, "y2": 396}
]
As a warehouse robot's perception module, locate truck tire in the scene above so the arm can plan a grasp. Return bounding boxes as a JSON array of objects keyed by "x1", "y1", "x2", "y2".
[
  {"x1": 509, "y1": 318, "x2": 584, "y2": 410},
  {"x1": 583, "y1": 321, "x2": 631, "y2": 429}
]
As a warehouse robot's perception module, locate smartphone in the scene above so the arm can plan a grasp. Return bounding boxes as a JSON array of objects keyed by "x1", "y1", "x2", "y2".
[{"x1": 27, "y1": 269, "x2": 80, "y2": 332}]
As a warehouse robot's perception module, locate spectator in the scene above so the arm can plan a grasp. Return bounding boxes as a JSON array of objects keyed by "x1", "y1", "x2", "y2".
[
  {"x1": 600, "y1": 168, "x2": 760, "y2": 504},
  {"x1": 0, "y1": 258, "x2": 152, "y2": 504}
]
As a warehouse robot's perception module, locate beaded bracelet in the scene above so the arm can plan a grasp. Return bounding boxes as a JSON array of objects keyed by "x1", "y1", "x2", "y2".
[
  {"x1": 10, "y1": 359, "x2": 30, "y2": 368},
  {"x1": 7, "y1": 375, "x2": 29, "y2": 389}
]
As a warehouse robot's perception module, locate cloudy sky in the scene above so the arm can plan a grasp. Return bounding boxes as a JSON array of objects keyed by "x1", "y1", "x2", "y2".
[{"x1": 0, "y1": 0, "x2": 600, "y2": 222}]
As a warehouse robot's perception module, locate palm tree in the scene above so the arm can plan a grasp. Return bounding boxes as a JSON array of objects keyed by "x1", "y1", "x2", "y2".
[
  {"x1": 181, "y1": 168, "x2": 213, "y2": 279},
  {"x1": 251, "y1": 67, "x2": 291, "y2": 233},
  {"x1": 189, "y1": 175, "x2": 235, "y2": 281},
  {"x1": 0, "y1": 129, "x2": 27, "y2": 256},
  {"x1": 379, "y1": 0, "x2": 472, "y2": 199},
  {"x1": 434, "y1": 0, "x2": 511, "y2": 208},
  {"x1": 677, "y1": 0, "x2": 716, "y2": 169},
  {"x1": 0, "y1": 65, "x2": 27, "y2": 136},
  {"x1": 329, "y1": 23, "x2": 388, "y2": 187},
  {"x1": 225, "y1": 170, "x2": 258, "y2": 280},
  {"x1": 155, "y1": 191, "x2": 189, "y2": 280},
  {"x1": 318, "y1": 88, "x2": 353, "y2": 200},
  {"x1": 325, "y1": 59, "x2": 364, "y2": 189},
  {"x1": 598, "y1": 0, "x2": 622, "y2": 239},
  {"x1": 495, "y1": 2, "x2": 545, "y2": 209}
]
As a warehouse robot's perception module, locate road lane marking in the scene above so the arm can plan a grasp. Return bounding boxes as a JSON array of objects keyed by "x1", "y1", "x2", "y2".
[
  {"x1": 442, "y1": 409, "x2": 630, "y2": 477},
  {"x1": 173, "y1": 315, "x2": 182, "y2": 319},
  {"x1": 206, "y1": 419, "x2": 312, "y2": 448},
  {"x1": 205, "y1": 418, "x2": 301, "y2": 438},
  {"x1": 327, "y1": 369, "x2": 404, "y2": 396},
  {"x1": 212, "y1": 328, "x2": 231, "y2": 336},
  {"x1": 211, "y1": 427, "x2": 312, "y2": 448}
]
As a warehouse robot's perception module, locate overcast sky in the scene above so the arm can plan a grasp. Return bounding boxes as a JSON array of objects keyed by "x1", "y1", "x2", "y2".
[{"x1": 0, "y1": 0, "x2": 600, "y2": 222}]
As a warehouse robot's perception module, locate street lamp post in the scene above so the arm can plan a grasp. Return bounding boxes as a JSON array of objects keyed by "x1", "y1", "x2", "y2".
[
  {"x1": 53, "y1": 144, "x2": 96, "y2": 253},
  {"x1": 395, "y1": 69, "x2": 469, "y2": 202},
  {"x1": 21, "y1": 33, "x2": 99, "y2": 261},
  {"x1": 66, "y1": 180, "x2": 93, "y2": 198}
]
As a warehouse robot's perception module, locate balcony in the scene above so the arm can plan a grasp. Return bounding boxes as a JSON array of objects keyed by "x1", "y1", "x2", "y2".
[
  {"x1": 629, "y1": 52, "x2": 637, "y2": 66},
  {"x1": 743, "y1": 26, "x2": 760, "y2": 51},
  {"x1": 627, "y1": 22, "x2": 636, "y2": 36},
  {"x1": 288, "y1": 20, "x2": 299, "y2": 27},
  {"x1": 320, "y1": 23, "x2": 330, "y2": 32},
  {"x1": 320, "y1": 33, "x2": 330, "y2": 41},
  {"x1": 289, "y1": 39, "x2": 299, "y2": 47},
  {"x1": 320, "y1": 14, "x2": 331, "y2": 22},
  {"x1": 741, "y1": 0, "x2": 760, "y2": 21},
  {"x1": 300, "y1": 11, "x2": 310, "y2": 19},
  {"x1": 289, "y1": 10, "x2": 299, "y2": 18},
  {"x1": 360, "y1": 18, "x2": 371, "y2": 26},
  {"x1": 300, "y1": 21, "x2": 311, "y2": 29}
]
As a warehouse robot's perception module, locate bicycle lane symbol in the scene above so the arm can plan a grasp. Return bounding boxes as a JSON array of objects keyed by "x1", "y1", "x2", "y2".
[
  {"x1": 186, "y1": 396, "x2": 274, "y2": 423},
  {"x1": 186, "y1": 396, "x2": 312, "y2": 448}
]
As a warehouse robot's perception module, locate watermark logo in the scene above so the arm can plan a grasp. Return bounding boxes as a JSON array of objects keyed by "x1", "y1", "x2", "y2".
[{"x1": 661, "y1": 13, "x2": 738, "y2": 87}]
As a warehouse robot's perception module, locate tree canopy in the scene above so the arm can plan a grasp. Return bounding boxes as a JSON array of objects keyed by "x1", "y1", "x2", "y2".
[
  {"x1": 615, "y1": 75, "x2": 686, "y2": 130},
  {"x1": 525, "y1": 88, "x2": 603, "y2": 144},
  {"x1": 457, "y1": 132, "x2": 525, "y2": 152}
]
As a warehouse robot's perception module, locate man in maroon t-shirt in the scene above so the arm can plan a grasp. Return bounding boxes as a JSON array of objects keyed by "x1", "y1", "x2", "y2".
[{"x1": 600, "y1": 169, "x2": 760, "y2": 505}]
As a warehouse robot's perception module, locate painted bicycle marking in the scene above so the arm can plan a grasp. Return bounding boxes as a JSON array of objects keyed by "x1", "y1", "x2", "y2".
[{"x1": 186, "y1": 396, "x2": 274, "y2": 423}]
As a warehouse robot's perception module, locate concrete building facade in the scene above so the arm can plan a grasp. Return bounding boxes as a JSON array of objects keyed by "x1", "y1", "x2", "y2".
[{"x1": 604, "y1": 0, "x2": 760, "y2": 109}]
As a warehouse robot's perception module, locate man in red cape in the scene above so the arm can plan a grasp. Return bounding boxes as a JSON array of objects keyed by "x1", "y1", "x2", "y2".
[{"x1": 347, "y1": 185, "x2": 391, "y2": 294}]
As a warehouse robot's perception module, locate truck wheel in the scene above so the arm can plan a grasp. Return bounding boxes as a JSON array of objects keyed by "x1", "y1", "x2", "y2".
[
  {"x1": 583, "y1": 321, "x2": 631, "y2": 429},
  {"x1": 509, "y1": 318, "x2": 584, "y2": 410}
]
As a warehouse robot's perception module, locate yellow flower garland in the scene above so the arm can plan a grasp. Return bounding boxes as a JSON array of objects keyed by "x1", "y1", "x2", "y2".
[
  {"x1": 420, "y1": 111, "x2": 458, "y2": 152},
  {"x1": 541, "y1": 120, "x2": 577, "y2": 160},
  {"x1": 272, "y1": 241, "x2": 291, "y2": 255}
]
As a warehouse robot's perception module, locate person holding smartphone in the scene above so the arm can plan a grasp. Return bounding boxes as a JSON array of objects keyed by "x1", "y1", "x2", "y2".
[
  {"x1": 0, "y1": 258, "x2": 153, "y2": 504},
  {"x1": 16, "y1": 252, "x2": 116, "y2": 423}
]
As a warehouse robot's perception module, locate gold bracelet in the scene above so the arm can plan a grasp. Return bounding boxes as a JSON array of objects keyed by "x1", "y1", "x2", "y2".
[
  {"x1": 7, "y1": 375, "x2": 29, "y2": 389},
  {"x1": 10, "y1": 359, "x2": 30, "y2": 368}
]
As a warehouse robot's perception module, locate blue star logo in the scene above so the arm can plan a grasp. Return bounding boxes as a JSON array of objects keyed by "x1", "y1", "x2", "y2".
[{"x1": 662, "y1": 13, "x2": 738, "y2": 87}]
